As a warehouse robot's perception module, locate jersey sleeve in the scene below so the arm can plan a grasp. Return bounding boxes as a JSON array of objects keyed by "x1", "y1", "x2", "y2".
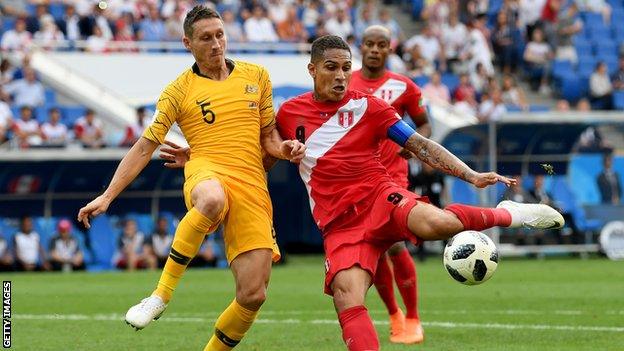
[
  {"x1": 404, "y1": 80, "x2": 426, "y2": 120},
  {"x1": 142, "y1": 80, "x2": 185, "y2": 145},
  {"x1": 368, "y1": 96, "x2": 402, "y2": 139},
  {"x1": 258, "y1": 66, "x2": 276, "y2": 129}
]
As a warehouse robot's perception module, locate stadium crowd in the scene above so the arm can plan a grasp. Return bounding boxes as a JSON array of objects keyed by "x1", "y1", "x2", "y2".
[
  {"x1": 0, "y1": 214, "x2": 221, "y2": 272},
  {"x1": 0, "y1": 0, "x2": 624, "y2": 149}
]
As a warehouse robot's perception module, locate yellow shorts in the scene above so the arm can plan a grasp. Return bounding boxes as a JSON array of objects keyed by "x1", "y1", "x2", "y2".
[{"x1": 183, "y1": 159, "x2": 280, "y2": 263}]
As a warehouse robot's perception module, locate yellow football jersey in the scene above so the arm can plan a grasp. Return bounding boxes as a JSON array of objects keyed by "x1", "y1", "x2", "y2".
[{"x1": 143, "y1": 59, "x2": 275, "y2": 188}]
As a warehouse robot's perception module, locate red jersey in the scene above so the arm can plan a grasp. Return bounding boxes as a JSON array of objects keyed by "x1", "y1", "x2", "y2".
[
  {"x1": 276, "y1": 90, "x2": 401, "y2": 231},
  {"x1": 349, "y1": 70, "x2": 425, "y2": 188}
]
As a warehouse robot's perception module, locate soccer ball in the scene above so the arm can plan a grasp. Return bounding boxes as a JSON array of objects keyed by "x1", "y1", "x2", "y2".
[{"x1": 443, "y1": 230, "x2": 499, "y2": 285}]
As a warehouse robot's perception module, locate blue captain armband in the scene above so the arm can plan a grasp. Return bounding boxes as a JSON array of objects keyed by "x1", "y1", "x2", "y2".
[{"x1": 387, "y1": 120, "x2": 416, "y2": 146}]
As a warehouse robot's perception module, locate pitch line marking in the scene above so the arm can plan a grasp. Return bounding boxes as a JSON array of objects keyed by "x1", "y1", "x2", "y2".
[{"x1": 12, "y1": 314, "x2": 624, "y2": 333}]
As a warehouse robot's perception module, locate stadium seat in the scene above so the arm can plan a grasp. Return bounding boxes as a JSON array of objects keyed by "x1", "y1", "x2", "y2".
[
  {"x1": 561, "y1": 76, "x2": 583, "y2": 102},
  {"x1": 613, "y1": 90, "x2": 624, "y2": 109},
  {"x1": 413, "y1": 75, "x2": 429, "y2": 87},
  {"x1": 441, "y1": 73, "x2": 460, "y2": 92},
  {"x1": 45, "y1": 89, "x2": 57, "y2": 104},
  {"x1": 62, "y1": 106, "x2": 85, "y2": 126},
  {"x1": 2, "y1": 18, "x2": 16, "y2": 33},
  {"x1": 552, "y1": 60, "x2": 574, "y2": 80},
  {"x1": 594, "y1": 42, "x2": 617, "y2": 57},
  {"x1": 88, "y1": 215, "x2": 118, "y2": 271},
  {"x1": 49, "y1": 3, "x2": 66, "y2": 20},
  {"x1": 588, "y1": 28, "x2": 612, "y2": 41}
]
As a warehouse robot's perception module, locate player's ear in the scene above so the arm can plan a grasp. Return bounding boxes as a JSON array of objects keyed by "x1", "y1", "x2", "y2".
[
  {"x1": 182, "y1": 36, "x2": 191, "y2": 50},
  {"x1": 307, "y1": 62, "x2": 316, "y2": 79}
]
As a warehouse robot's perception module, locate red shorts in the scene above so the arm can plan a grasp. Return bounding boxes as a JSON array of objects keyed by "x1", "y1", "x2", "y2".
[{"x1": 322, "y1": 183, "x2": 427, "y2": 295}]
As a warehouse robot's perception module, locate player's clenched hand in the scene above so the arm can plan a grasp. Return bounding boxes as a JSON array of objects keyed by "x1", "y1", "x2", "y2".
[
  {"x1": 77, "y1": 195, "x2": 111, "y2": 229},
  {"x1": 280, "y1": 139, "x2": 306, "y2": 163},
  {"x1": 160, "y1": 140, "x2": 190, "y2": 168},
  {"x1": 470, "y1": 172, "x2": 517, "y2": 188}
]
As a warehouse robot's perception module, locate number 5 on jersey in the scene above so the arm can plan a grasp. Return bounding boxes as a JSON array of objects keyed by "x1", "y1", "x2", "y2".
[{"x1": 198, "y1": 101, "x2": 216, "y2": 124}]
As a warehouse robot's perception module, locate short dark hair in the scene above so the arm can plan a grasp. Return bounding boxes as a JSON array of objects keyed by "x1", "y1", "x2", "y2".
[
  {"x1": 184, "y1": 5, "x2": 222, "y2": 38},
  {"x1": 310, "y1": 35, "x2": 351, "y2": 63}
]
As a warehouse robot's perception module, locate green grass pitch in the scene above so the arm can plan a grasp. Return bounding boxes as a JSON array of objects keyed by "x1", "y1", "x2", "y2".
[{"x1": 6, "y1": 256, "x2": 624, "y2": 350}]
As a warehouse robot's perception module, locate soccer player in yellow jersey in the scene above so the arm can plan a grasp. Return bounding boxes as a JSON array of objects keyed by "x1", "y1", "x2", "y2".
[{"x1": 77, "y1": 5, "x2": 305, "y2": 350}]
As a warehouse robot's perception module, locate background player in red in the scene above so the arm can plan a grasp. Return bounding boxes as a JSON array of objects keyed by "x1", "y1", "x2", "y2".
[
  {"x1": 161, "y1": 36, "x2": 565, "y2": 351},
  {"x1": 349, "y1": 25, "x2": 428, "y2": 344},
  {"x1": 276, "y1": 36, "x2": 564, "y2": 351}
]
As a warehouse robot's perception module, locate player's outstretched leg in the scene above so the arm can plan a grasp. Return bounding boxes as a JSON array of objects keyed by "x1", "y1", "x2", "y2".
[
  {"x1": 125, "y1": 180, "x2": 226, "y2": 330},
  {"x1": 332, "y1": 267, "x2": 379, "y2": 351},
  {"x1": 373, "y1": 253, "x2": 405, "y2": 343},
  {"x1": 405, "y1": 201, "x2": 564, "y2": 242},
  {"x1": 387, "y1": 242, "x2": 422, "y2": 344},
  {"x1": 205, "y1": 249, "x2": 272, "y2": 351}
]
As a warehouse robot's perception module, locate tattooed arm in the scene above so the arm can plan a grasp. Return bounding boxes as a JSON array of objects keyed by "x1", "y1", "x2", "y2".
[{"x1": 404, "y1": 132, "x2": 516, "y2": 188}]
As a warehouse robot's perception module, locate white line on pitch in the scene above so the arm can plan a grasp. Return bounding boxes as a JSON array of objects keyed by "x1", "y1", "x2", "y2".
[{"x1": 12, "y1": 314, "x2": 624, "y2": 333}]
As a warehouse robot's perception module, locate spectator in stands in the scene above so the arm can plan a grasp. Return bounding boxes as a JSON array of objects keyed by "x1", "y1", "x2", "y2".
[
  {"x1": 4, "y1": 67, "x2": 45, "y2": 107},
  {"x1": 461, "y1": 17, "x2": 494, "y2": 76},
  {"x1": 0, "y1": 230, "x2": 13, "y2": 271},
  {"x1": 597, "y1": 153, "x2": 621, "y2": 205},
  {"x1": 121, "y1": 106, "x2": 150, "y2": 147},
  {"x1": 421, "y1": 0, "x2": 451, "y2": 37},
  {"x1": 222, "y1": 10, "x2": 245, "y2": 42},
  {"x1": 501, "y1": 74, "x2": 529, "y2": 110},
  {"x1": 441, "y1": 12, "x2": 468, "y2": 73},
  {"x1": 138, "y1": 5, "x2": 166, "y2": 42},
  {"x1": 405, "y1": 24, "x2": 444, "y2": 73},
  {"x1": 115, "y1": 218, "x2": 157, "y2": 271},
  {"x1": 56, "y1": 4, "x2": 81, "y2": 42},
  {"x1": 576, "y1": 0, "x2": 611, "y2": 24},
  {"x1": 1, "y1": 17, "x2": 32, "y2": 51},
  {"x1": 453, "y1": 73, "x2": 477, "y2": 107},
  {"x1": 277, "y1": 6, "x2": 308, "y2": 43},
  {"x1": 555, "y1": 99, "x2": 570, "y2": 111},
  {"x1": 423, "y1": 71, "x2": 451, "y2": 103},
  {"x1": 0, "y1": 58, "x2": 15, "y2": 84},
  {"x1": 49, "y1": 219, "x2": 85, "y2": 272},
  {"x1": 146, "y1": 216, "x2": 174, "y2": 268},
  {"x1": 324, "y1": 7, "x2": 353, "y2": 40},
  {"x1": 577, "y1": 97, "x2": 591, "y2": 111},
  {"x1": 504, "y1": 175, "x2": 536, "y2": 203},
  {"x1": 354, "y1": 6, "x2": 376, "y2": 42},
  {"x1": 86, "y1": 25, "x2": 109, "y2": 53},
  {"x1": 13, "y1": 106, "x2": 42, "y2": 148},
  {"x1": 492, "y1": 11, "x2": 518, "y2": 74},
  {"x1": 0, "y1": 91, "x2": 12, "y2": 144},
  {"x1": 34, "y1": 15, "x2": 66, "y2": 50},
  {"x1": 523, "y1": 28, "x2": 553, "y2": 94},
  {"x1": 611, "y1": 56, "x2": 624, "y2": 90},
  {"x1": 540, "y1": 0, "x2": 562, "y2": 46},
  {"x1": 114, "y1": 12, "x2": 139, "y2": 52},
  {"x1": 470, "y1": 62, "x2": 491, "y2": 95},
  {"x1": 409, "y1": 162, "x2": 447, "y2": 208},
  {"x1": 0, "y1": 0, "x2": 28, "y2": 17},
  {"x1": 244, "y1": 6, "x2": 279, "y2": 42},
  {"x1": 589, "y1": 61, "x2": 613, "y2": 110},
  {"x1": 190, "y1": 236, "x2": 217, "y2": 268},
  {"x1": 25, "y1": 4, "x2": 49, "y2": 34},
  {"x1": 378, "y1": 8, "x2": 403, "y2": 47},
  {"x1": 519, "y1": 0, "x2": 546, "y2": 39},
  {"x1": 74, "y1": 108, "x2": 105, "y2": 148},
  {"x1": 406, "y1": 44, "x2": 434, "y2": 77},
  {"x1": 14, "y1": 215, "x2": 50, "y2": 271},
  {"x1": 92, "y1": 3, "x2": 114, "y2": 40},
  {"x1": 529, "y1": 175, "x2": 555, "y2": 207},
  {"x1": 41, "y1": 107, "x2": 69, "y2": 147},
  {"x1": 268, "y1": 0, "x2": 289, "y2": 24},
  {"x1": 301, "y1": 0, "x2": 323, "y2": 37},
  {"x1": 165, "y1": 7, "x2": 184, "y2": 41},
  {"x1": 478, "y1": 89, "x2": 508, "y2": 121},
  {"x1": 555, "y1": 3, "x2": 582, "y2": 64}
]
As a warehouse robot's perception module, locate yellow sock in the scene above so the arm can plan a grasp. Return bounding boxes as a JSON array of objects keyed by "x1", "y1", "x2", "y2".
[
  {"x1": 152, "y1": 207, "x2": 220, "y2": 302},
  {"x1": 204, "y1": 300, "x2": 259, "y2": 351}
]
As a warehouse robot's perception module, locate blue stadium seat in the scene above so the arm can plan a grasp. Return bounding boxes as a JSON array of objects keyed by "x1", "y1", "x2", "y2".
[
  {"x1": 552, "y1": 60, "x2": 574, "y2": 80},
  {"x1": 588, "y1": 28, "x2": 612, "y2": 41},
  {"x1": 613, "y1": 90, "x2": 624, "y2": 109},
  {"x1": 581, "y1": 12, "x2": 605, "y2": 28},
  {"x1": 574, "y1": 40, "x2": 592, "y2": 55},
  {"x1": 62, "y1": 106, "x2": 85, "y2": 126},
  {"x1": 49, "y1": 3, "x2": 66, "y2": 20},
  {"x1": 88, "y1": 215, "x2": 118, "y2": 271},
  {"x1": 441, "y1": 73, "x2": 460, "y2": 92},
  {"x1": 45, "y1": 89, "x2": 56, "y2": 104},
  {"x1": 413, "y1": 75, "x2": 429, "y2": 87},
  {"x1": 529, "y1": 104, "x2": 550, "y2": 112},
  {"x1": 2, "y1": 18, "x2": 16, "y2": 34},
  {"x1": 561, "y1": 76, "x2": 583, "y2": 102},
  {"x1": 594, "y1": 41, "x2": 617, "y2": 57}
]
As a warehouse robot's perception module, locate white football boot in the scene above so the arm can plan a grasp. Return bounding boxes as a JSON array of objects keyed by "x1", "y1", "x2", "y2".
[
  {"x1": 496, "y1": 200, "x2": 564, "y2": 229},
  {"x1": 125, "y1": 295, "x2": 167, "y2": 330}
]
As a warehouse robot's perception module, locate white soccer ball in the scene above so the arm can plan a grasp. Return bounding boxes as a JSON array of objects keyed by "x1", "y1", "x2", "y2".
[{"x1": 443, "y1": 230, "x2": 499, "y2": 285}]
